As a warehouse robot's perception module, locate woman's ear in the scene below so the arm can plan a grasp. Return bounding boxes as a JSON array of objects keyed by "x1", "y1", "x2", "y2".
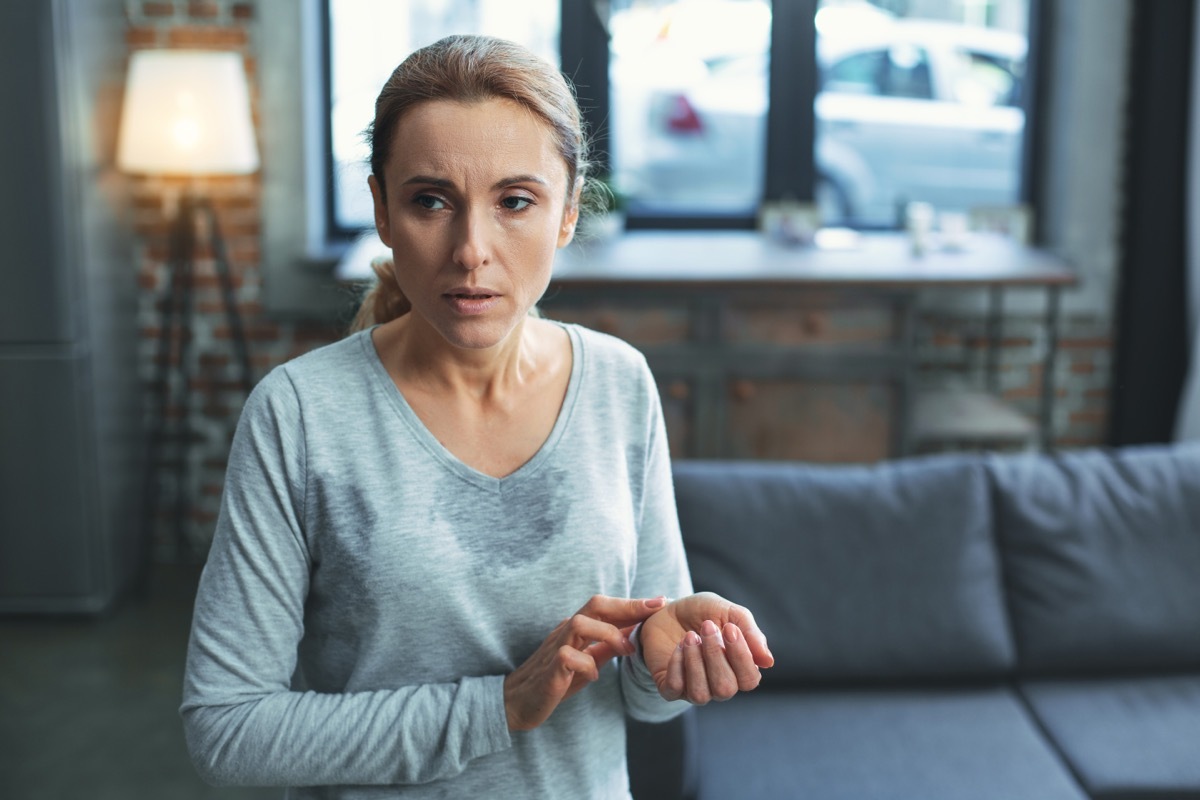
[
  {"x1": 557, "y1": 177, "x2": 583, "y2": 248},
  {"x1": 368, "y1": 174, "x2": 392, "y2": 247}
]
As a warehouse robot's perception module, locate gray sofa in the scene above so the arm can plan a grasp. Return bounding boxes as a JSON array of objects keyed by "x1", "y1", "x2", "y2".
[{"x1": 628, "y1": 443, "x2": 1200, "y2": 800}]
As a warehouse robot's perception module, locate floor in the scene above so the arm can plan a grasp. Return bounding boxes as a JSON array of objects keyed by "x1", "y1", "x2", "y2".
[{"x1": 0, "y1": 564, "x2": 277, "y2": 800}]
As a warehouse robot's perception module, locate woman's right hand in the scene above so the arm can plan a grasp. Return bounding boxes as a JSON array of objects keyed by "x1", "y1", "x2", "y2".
[{"x1": 504, "y1": 594, "x2": 666, "y2": 731}]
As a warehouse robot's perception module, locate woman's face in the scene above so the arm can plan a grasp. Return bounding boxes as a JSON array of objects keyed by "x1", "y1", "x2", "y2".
[{"x1": 369, "y1": 97, "x2": 579, "y2": 351}]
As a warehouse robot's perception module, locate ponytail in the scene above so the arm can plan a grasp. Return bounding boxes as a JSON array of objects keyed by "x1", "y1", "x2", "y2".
[{"x1": 348, "y1": 256, "x2": 411, "y2": 334}]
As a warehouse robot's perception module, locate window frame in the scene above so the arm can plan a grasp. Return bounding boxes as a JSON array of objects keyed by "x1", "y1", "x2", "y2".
[
  {"x1": 260, "y1": 0, "x2": 1053, "y2": 318},
  {"x1": 322, "y1": 0, "x2": 1047, "y2": 236}
]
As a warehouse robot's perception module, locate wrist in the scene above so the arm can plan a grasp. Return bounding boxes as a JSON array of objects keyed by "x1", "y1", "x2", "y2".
[
  {"x1": 629, "y1": 622, "x2": 643, "y2": 657},
  {"x1": 502, "y1": 674, "x2": 519, "y2": 731}
]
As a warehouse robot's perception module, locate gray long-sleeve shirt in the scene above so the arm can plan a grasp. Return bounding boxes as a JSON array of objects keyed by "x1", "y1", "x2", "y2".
[{"x1": 181, "y1": 322, "x2": 693, "y2": 799}]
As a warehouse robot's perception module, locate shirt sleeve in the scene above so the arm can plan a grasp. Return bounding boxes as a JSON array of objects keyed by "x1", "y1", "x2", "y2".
[
  {"x1": 619, "y1": 361, "x2": 695, "y2": 722},
  {"x1": 180, "y1": 368, "x2": 512, "y2": 788}
]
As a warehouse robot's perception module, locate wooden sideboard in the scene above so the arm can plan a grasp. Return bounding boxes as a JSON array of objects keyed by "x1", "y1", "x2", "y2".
[{"x1": 543, "y1": 230, "x2": 1076, "y2": 463}]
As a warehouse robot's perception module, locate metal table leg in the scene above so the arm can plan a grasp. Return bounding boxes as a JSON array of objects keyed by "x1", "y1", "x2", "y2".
[
  {"x1": 896, "y1": 293, "x2": 918, "y2": 458},
  {"x1": 1040, "y1": 286, "x2": 1062, "y2": 451},
  {"x1": 986, "y1": 287, "x2": 1004, "y2": 393}
]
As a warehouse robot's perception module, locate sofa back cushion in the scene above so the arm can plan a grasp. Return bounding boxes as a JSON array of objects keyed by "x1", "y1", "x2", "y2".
[
  {"x1": 673, "y1": 456, "x2": 1014, "y2": 684},
  {"x1": 990, "y1": 443, "x2": 1200, "y2": 675}
]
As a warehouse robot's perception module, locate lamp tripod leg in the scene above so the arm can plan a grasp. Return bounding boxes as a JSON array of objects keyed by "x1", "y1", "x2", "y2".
[
  {"x1": 137, "y1": 288, "x2": 175, "y2": 589},
  {"x1": 203, "y1": 200, "x2": 254, "y2": 394},
  {"x1": 170, "y1": 198, "x2": 199, "y2": 563},
  {"x1": 138, "y1": 210, "x2": 188, "y2": 585}
]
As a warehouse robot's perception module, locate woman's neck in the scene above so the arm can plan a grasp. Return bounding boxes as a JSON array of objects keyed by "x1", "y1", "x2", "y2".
[{"x1": 379, "y1": 313, "x2": 549, "y2": 403}]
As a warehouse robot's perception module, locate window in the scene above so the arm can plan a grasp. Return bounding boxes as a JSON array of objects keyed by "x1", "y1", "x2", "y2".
[
  {"x1": 326, "y1": 0, "x2": 560, "y2": 234},
  {"x1": 608, "y1": 0, "x2": 771, "y2": 217},
  {"x1": 323, "y1": 0, "x2": 1040, "y2": 236},
  {"x1": 821, "y1": 47, "x2": 935, "y2": 98}
]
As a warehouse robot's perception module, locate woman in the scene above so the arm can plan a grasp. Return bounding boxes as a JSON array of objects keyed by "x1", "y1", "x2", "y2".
[{"x1": 182, "y1": 34, "x2": 772, "y2": 798}]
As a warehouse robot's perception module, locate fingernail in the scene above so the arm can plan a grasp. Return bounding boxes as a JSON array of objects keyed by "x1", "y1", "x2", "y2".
[
  {"x1": 645, "y1": 596, "x2": 666, "y2": 609},
  {"x1": 685, "y1": 631, "x2": 702, "y2": 647},
  {"x1": 701, "y1": 619, "x2": 719, "y2": 636},
  {"x1": 724, "y1": 623, "x2": 740, "y2": 642},
  {"x1": 623, "y1": 636, "x2": 634, "y2": 654}
]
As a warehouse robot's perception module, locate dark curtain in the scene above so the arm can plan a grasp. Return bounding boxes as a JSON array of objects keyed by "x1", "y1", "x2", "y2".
[{"x1": 1109, "y1": 0, "x2": 1195, "y2": 445}]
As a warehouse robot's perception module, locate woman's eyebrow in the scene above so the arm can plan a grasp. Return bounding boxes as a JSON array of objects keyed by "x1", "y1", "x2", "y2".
[
  {"x1": 399, "y1": 174, "x2": 549, "y2": 190},
  {"x1": 401, "y1": 175, "x2": 454, "y2": 188},
  {"x1": 492, "y1": 174, "x2": 549, "y2": 190}
]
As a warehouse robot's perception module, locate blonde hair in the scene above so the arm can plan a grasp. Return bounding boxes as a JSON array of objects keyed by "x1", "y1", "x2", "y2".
[
  {"x1": 348, "y1": 256, "x2": 411, "y2": 334},
  {"x1": 349, "y1": 34, "x2": 594, "y2": 334}
]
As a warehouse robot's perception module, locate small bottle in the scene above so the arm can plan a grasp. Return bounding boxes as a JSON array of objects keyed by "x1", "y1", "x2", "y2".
[{"x1": 906, "y1": 201, "x2": 935, "y2": 256}]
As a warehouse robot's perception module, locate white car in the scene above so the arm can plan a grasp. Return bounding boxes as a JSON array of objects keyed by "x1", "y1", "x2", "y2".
[{"x1": 628, "y1": 15, "x2": 1027, "y2": 227}]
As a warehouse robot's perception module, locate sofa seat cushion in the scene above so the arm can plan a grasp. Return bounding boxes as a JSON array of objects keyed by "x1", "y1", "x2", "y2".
[
  {"x1": 674, "y1": 456, "x2": 1013, "y2": 683},
  {"x1": 990, "y1": 443, "x2": 1200, "y2": 675},
  {"x1": 1020, "y1": 675, "x2": 1200, "y2": 799},
  {"x1": 689, "y1": 687, "x2": 1087, "y2": 800}
]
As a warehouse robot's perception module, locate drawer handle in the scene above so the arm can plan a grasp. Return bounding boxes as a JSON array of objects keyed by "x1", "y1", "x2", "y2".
[
  {"x1": 732, "y1": 380, "x2": 757, "y2": 402},
  {"x1": 803, "y1": 313, "x2": 825, "y2": 337}
]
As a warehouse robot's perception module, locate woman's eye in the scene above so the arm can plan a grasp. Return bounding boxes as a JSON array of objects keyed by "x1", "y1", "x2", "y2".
[
  {"x1": 414, "y1": 194, "x2": 446, "y2": 211},
  {"x1": 501, "y1": 196, "x2": 533, "y2": 211}
]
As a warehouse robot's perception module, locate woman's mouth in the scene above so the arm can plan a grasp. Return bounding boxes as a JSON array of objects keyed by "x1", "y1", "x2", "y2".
[{"x1": 443, "y1": 290, "x2": 500, "y2": 315}]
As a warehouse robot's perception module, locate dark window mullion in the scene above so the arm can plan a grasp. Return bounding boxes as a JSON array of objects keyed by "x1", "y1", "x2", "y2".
[
  {"x1": 320, "y1": 0, "x2": 347, "y2": 239},
  {"x1": 764, "y1": 0, "x2": 818, "y2": 203},
  {"x1": 560, "y1": 0, "x2": 611, "y2": 178},
  {"x1": 1021, "y1": 0, "x2": 1051, "y2": 244}
]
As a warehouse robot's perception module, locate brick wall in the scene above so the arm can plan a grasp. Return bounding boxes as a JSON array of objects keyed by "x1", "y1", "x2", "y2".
[
  {"x1": 917, "y1": 311, "x2": 1113, "y2": 449},
  {"x1": 122, "y1": 0, "x2": 1115, "y2": 562},
  {"x1": 125, "y1": 0, "x2": 344, "y2": 562}
]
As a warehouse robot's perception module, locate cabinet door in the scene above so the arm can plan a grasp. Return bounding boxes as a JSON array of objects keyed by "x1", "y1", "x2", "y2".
[
  {"x1": 725, "y1": 378, "x2": 895, "y2": 462},
  {"x1": 721, "y1": 295, "x2": 900, "y2": 461},
  {"x1": 0, "y1": 356, "x2": 98, "y2": 606},
  {"x1": 0, "y1": 0, "x2": 75, "y2": 344},
  {"x1": 657, "y1": 376, "x2": 694, "y2": 461}
]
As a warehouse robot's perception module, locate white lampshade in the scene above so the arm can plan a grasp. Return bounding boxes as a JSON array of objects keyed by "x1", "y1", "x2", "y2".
[{"x1": 117, "y1": 50, "x2": 259, "y2": 175}]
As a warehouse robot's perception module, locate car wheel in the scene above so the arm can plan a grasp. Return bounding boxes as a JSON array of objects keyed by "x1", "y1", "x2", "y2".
[{"x1": 817, "y1": 176, "x2": 852, "y2": 227}]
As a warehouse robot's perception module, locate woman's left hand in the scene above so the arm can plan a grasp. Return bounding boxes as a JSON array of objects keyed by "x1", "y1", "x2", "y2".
[{"x1": 638, "y1": 592, "x2": 774, "y2": 705}]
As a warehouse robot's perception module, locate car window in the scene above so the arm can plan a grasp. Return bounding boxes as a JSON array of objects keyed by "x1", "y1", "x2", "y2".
[
  {"x1": 949, "y1": 50, "x2": 1023, "y2": 107},
  {"x1": 885, "y1": 44, "x2": 932, "y2": 98},
  {"x1": 823, "y1": 51, "x2": 883, "y2": 95},
  {"x1": 822, "y1": 46, "x2": 933, "y2": 100}
]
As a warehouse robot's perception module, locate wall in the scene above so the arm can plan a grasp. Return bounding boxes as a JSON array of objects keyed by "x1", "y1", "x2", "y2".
[
  {"x1": 120, "y1": 0, "x2": 1126, "y2": 560},
  {"x1": 124, "y1": 0, "x2": 347, "y2": 561}
]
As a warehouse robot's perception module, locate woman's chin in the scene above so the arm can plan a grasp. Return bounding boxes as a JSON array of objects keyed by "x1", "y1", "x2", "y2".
[{"x1": 433, "y1": 314, "x2": 525, "y2": 352}]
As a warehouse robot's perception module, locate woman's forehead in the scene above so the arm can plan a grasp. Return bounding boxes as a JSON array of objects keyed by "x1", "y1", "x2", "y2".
[{"x1": 388, "y1": 98, "x2": 566, "y2": 181}]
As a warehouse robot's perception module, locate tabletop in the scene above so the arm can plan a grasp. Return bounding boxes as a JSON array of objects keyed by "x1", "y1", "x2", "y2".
[{"x1": 550, "y1": 230, "x2": 1077, "y2": 290}]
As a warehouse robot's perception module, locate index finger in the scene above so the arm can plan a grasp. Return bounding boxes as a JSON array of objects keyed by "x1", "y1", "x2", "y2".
[
  {"x1": 577, "y1": 594, "x2": 667, "y2": 627},
  {"x1": 724, "y1": 604, "x2": 774, "y2": 668}
]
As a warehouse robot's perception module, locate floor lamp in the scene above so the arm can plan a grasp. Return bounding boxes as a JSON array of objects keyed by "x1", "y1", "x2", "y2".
[{"x1": 117, "y1": 50, "x2": 259, "y2": 569}]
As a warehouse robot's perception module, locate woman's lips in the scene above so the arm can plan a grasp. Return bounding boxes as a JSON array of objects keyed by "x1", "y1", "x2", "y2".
[{"x1": 443, "y1": 290, "x2": 500, "y2": 316}]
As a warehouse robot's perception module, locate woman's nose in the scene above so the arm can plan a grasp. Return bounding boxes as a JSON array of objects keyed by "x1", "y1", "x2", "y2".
[{"x1": 452, "y1": 209, "x2": 492, "y2": 270}]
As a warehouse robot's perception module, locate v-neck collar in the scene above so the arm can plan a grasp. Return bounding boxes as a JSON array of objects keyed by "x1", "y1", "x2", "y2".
[{"x1": 359, "y1": 321, "x2": 584, "y2": 494}]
